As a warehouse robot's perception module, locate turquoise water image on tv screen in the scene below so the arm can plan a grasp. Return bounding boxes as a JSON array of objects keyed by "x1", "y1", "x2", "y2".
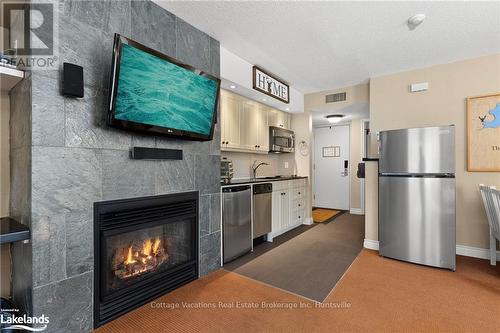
[{"x1": 114, "y1": 44, "x2": 218, "y2": 136}]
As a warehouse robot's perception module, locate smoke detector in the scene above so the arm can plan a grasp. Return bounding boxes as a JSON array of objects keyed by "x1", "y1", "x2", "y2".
[{"x1": 407, "y1": 14, "x2": 426, "y2": 30}]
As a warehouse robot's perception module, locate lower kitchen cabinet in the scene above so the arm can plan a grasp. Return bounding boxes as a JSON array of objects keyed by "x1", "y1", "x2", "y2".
[{"x1": 268, "y1": 179, "x2": 307, "y2": 241}]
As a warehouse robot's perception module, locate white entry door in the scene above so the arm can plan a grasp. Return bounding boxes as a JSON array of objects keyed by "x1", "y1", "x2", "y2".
[{"x1": 313, "y1": 125, "x2": 350, "y2": 210}]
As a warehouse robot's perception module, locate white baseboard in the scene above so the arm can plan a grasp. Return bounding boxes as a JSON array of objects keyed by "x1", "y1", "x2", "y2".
[
  {"x1": 303, "y1": 217, "x2": 314, "y2": 225},
  {"x1": 363, "y1": 239, "x2": 379, "y2": 250},
  {"x1": 363, "y1": 240, "x2": 500, "y2": 261},
  {"x1": 456, "y1": 244, "x2": 500, "y2": 260},
  {"x1": 349, "y1": 208, "x2": 364, "y2": 215}
]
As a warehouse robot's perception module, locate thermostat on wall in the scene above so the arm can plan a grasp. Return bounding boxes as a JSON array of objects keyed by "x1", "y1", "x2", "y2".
[{"x1": 410, "y1": 82, "x2": 429, "y2": 92}]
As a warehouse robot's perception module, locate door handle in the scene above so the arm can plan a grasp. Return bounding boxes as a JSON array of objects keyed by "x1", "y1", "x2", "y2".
[{"x1": 343, "y1": 160, "x2": 349, "y2": 176}]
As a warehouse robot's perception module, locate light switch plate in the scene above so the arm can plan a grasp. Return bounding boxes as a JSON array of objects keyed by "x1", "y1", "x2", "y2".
[{"x1": 284, "y1": 162, "x2": 289, "y2": 169}]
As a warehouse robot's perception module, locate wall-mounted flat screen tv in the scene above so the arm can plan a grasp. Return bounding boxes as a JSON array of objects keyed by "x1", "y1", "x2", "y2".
[{"x1": 107, "y1": 34, "x2": 220, "y2": 141}]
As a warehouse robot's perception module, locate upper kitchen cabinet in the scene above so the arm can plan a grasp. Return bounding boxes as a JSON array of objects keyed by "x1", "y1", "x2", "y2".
[
  {"x1": 255, "y1": 104, "x2": 269, "y2": 152},
  {"x1": 268, "y1": 109, "x2": 290, "y2": 129},
  {"x1": 220, "y1": 90, "x2": 241, "y2": 149},
  {"x1": 221, "y1": 89, "x2": 290, "y2": 153},
  {"x1": 239, "y1": 99, "x2": 258, "y2": 151},
  {"x1": 240, "y1": 101, "x2": 269, "y2": 153}
]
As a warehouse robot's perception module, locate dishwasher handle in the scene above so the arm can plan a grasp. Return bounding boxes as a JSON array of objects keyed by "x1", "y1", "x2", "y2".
[{"x1": 222, "y1": 185, "x2": 251, "y2": 193}]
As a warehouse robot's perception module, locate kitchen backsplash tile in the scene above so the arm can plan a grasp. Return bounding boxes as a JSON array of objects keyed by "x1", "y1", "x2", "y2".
[{"x1": 221, "y1": 151, "x2": 296, "y2": 179}]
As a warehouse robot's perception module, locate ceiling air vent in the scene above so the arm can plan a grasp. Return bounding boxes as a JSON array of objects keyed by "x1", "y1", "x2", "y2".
[{"x1": 325, "y1": 92, "x2": 347, "y2": 103}]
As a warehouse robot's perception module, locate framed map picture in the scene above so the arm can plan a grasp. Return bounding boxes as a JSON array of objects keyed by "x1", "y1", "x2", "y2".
[{"x1": 467, "y1": 93, "x2": 500, "y2": 171}]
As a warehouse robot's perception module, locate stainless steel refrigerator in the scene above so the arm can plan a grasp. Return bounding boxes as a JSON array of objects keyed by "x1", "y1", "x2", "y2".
[{"x1": 379, "y1": 125, "x2": 456, "y2": 270}]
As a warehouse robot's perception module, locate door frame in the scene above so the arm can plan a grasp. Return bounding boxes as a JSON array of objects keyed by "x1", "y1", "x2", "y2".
[{"x1": 312, "y1": 123, "x2": 351, "y2": 210}]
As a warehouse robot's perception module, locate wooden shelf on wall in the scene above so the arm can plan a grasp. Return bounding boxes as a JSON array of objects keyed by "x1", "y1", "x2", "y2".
[{"x1": 0, "y1": 66, "x2": 24, "y2": 92}]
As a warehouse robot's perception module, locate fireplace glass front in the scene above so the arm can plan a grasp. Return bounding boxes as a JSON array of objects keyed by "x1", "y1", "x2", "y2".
[{"x1": 105, "y1": 220, "x2": 193, "y2": 295}]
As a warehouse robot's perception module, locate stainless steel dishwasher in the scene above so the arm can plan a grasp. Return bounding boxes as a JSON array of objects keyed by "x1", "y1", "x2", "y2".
[
  {"x1": 253, "y1": 183, "x2": 272, "y2": 239},
  {"x1": 222, "y1": 185, "x2": 252, "y2": 263}
]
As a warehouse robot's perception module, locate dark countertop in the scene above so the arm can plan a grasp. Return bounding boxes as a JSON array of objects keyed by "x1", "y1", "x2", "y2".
[
  {"x1": 1, "y1": 217, "x2": 30, "y2": 244},
  {"x1": 221, "y1": 176, "x2": 308, "y2": 186}
]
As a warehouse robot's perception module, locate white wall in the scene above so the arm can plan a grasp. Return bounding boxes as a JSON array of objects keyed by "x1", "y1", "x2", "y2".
[
  {"x1": 220, "y1": 47, "x2": 304, "y2": 113},
  {"x1": 291, "y1": 111, "x2": 313, "y2": 216},
  {"x1": 349, "y1": 119, "x2": 363, "y2": 212}
]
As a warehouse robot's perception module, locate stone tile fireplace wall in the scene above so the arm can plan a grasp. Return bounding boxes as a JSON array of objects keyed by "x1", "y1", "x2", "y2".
[{"x1": 9, "y1": 1, "x2": 221, "y2": 331}]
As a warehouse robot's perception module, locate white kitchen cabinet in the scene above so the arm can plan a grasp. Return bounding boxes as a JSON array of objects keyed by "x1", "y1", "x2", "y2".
[
  {"x1": 220, "y1": 90, "x2": 240, "y2": 149},
  {"x1": 239, "y1": 100, "x2": 256, "y2": 151},
  {"x1": 271, "y1": 186, "x2": 290, "y2": 234},
  {"x1": 254, "y1": 104, "x2": 269, "y2": 152},
  {"x1": 268, "y1": 179, "x2": 307, "y2": 241},
  {"x1": 268, "y1": 109, "x2": 290, "y2": 130},
  {"x1": 239, "y1": 100, "x2": 269, "y2": 152},
  {"x1": 221, "y1": 90, "x2": 280, "y2": 153},
  {"x1": 290, "y1": 179, "x2": 306, "y2": 226},
  {"x1": 271, "y1": 189, "x2": 283, "y2": 234}
]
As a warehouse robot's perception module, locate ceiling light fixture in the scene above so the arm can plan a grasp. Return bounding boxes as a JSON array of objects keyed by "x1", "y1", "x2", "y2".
[
  {"x1": 262, "y1": 98, "x2": 267, "y2": 102},
  {"x1": 326, "y1": 114, "x2": 345, "y2": 124},
  {"x1": 407, "y1": 14, "x2": 426, "y2": 30},
  {"x1": 285, "y1": 107, "x2": 290, "y2": 111},
  {"x1": 229, "y1": 84, "x2": 236, "y2": 89}
]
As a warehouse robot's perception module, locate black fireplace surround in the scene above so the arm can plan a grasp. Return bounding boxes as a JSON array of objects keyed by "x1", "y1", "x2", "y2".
[{"x1": 94, "y1": 192, "x2": 199, "y2": 327}]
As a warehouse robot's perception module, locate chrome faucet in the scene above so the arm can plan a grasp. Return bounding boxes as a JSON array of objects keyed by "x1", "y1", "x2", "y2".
[{"x1": 252, "y1": 160, "x2": 269, "y2": 179}]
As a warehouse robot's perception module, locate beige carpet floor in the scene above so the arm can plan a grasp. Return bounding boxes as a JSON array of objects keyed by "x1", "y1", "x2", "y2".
[{"x1": 95, "y1": 250, "x2": 500, "y2": 333}]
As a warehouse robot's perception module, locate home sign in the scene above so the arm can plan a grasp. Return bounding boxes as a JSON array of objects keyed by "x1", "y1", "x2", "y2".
[{"x1": 252, "y1": 66, "x2": 290, "y2": 104}]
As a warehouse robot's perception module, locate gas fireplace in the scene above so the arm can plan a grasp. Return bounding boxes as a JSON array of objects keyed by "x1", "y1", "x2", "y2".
[{"x1": 94, "y1": 192, "x2": 199, "y2": 328}]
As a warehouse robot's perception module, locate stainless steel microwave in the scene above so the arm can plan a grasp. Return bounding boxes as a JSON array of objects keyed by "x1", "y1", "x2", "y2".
[{"x1": 269, "y1": 126, "x2": 295, "y2": 153}]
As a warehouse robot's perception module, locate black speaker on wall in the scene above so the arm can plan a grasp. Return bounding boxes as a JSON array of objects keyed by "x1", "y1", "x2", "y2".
[
  {"x1": 62, "y1": 63, "x2": 84, "y2": 97},
  {"x1": 131, "y1": 147, "x2": 183, "y2": 161}
]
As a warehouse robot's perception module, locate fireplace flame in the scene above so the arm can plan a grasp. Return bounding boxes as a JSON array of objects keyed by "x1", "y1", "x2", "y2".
[
  {"x1": 114, "y1": 237, "x2": 169, "y2": 280},
  {"x1": 143, "y1": 239, "x2": 152, "y2": 257},
  {"x1": 152, "y1": 237, "x2": 161, "y2": 255},
  {"x1": 124, "y1": 245, "x2": 135, "y2": 265}
]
